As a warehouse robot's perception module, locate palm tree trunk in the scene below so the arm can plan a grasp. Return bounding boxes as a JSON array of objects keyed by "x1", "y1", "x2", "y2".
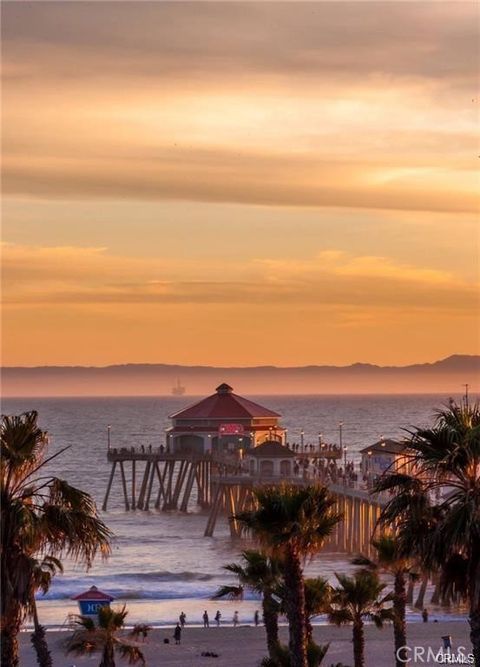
[
  {"x1": 262, "y1": 592, "x2": 280, "y2": 659},
  {"x1": 1, "y1": 602, "x2": 22, "y2": 667},
  {"x1": 430, "y1": 574, "x2": 440, "y2": 605},
  {"x1": 284, "y1": 548, "x2": 308, "y2": 667},
  {"x1": 305, "y1": 615, "x2": 313, "y2": 644},
  {"x1": 100, "y1": 640, "x2": 115, "y2": 667},
  {"x1": 470, "y1": 608, "x2": 480, "y2": 667},
  {"x1": 393, "y1": 571, "x2": 407, "y2": 667},
  {"x1": 30, "y1": 598, "x2": 53, "y2": 667},
  {"x1": 414, "y1": 575, "x2": 428, "y2": 610},
  {"x1": 352, "y1": 619, "x2": 365, "y2": 667},
  {"x1": 468, "y1": 552, "x2": 480, "y2": 667},
  {"x1": 406, "y1": 576, "x2": 415, "y2": 604}
]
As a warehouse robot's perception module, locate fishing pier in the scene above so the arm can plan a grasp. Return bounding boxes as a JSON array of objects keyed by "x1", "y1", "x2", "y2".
[{"x1": 102, "y1": 384, "x2": 389, "y2": 556}]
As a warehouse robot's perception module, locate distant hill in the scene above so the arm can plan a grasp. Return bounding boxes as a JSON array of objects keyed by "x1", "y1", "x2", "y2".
[{"x1": 2, "y1": 355, "x2": 479, "y2": 397}]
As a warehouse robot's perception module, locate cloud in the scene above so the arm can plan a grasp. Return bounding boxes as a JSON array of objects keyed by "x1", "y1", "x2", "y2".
[
  {"x1": 2, "y1": 3, "x2": 476, "y2": 213},
  {"x1": 2, "y1": 243, "x2": 478, "y2": 312},
  {"x1": 2, "y1": 3, "x2": 476, "y2": 85},
  {"x1": 3, "y1": 150, "x2": 477, "y2": 214}
]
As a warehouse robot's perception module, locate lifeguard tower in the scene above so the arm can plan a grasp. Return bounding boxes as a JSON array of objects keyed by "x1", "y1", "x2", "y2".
[{"x1": 72, "y1": 585, "x2": 114, "y2": 616}]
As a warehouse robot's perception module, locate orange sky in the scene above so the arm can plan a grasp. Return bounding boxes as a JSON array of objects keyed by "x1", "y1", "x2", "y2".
[{"x1": 2, "y1": 1, "x2": 479, "y2": 367}]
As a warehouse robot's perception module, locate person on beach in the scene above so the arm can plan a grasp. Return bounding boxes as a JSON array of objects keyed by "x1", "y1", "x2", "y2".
[
  {"x1": 179, "y1": 611, "x2": 186, "y2": 627},
  {"x1": 422, "y1": 608, "x2": 429, "y2": 623},
  {"x1": 174, "y1": 623, "x2": 182, "y2": 644},
  {"x1": 203, "y1": 610, "x2": 210, "y2": 628},
  {"x1": 215, "y1": 610, "x2": 221, "y2": 627},
  {"x1": 233, "y1": 611, "x2": 239, "y2": 627},
  {"x1": 254, "y1": 610, "x2": 260, "y2": 626}
]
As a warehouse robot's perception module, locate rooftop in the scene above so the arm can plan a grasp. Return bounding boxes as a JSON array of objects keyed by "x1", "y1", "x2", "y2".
[
  {"x1": 72, "y1": 585, "x2": 114, "y2": 602},
  {"x1": 359, "y1": 439, "x2": 406, "y2": 455},
  {"x1": 248, "y1": 441, "x2": 295, "y2": 458},
  {"x1": 169, "y1": 383, "x2": 281, "y2": 420}
]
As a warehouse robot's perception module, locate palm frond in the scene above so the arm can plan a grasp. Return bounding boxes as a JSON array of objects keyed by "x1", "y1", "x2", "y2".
[
  {"x1": 235, "y1": 484, "x2": 341, "y2": 560},
  {"x1": 212, "y1": 585, "x2": 244, "y2": 601}
]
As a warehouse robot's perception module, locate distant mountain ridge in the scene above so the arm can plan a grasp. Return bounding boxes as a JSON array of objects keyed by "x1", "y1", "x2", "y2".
[{"x1": 2, "y1": 355, "x2": 479, "y2": 397}]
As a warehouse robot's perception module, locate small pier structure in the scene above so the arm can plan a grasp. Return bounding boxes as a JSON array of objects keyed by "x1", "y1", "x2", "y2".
[{"x1": 102, "y1": 384, "x2": 387, "y2": 555}]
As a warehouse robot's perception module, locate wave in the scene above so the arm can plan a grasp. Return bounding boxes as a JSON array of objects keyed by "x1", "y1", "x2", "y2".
[
  {"x1": 38, "y1": 569, "x2": 242, "y2": 602},
  {"x1": 97, "y1": 570, "x2": 216, "y2": 582},
  {"x1": 42, "y1": 589, "x2": 213, "y2": 601}
]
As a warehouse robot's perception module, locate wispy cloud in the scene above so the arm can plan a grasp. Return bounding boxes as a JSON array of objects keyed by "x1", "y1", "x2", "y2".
[
  {"x1": 2, "y1": 3, "x2": 477, "y2": 214},
  {"x1": 3, "y1": 243, "x2": 478, "y2": 311},
  {"x1": 3, "y1": 3, "x2": 476, "y2": 85}
]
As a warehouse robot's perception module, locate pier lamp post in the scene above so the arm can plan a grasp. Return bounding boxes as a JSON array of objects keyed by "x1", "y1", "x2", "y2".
[
  {"x1": 300, "y1": 429, "x2": 305, "y2": 452},
  {"x1": 318, "y1": 432, "x2": 322, "y2": 450},
  {"x1": 343, "y1": 446, "x2": 348, "y2": 485},
  {"x1": 269, "y1": 427, "x2": 273, "y2": 441},
  {"x1": 107, "y1": 425, "x2": 111, "y2": 451},
  {"x1": 250, "y1": 431, "x2": 255, "y2": 448},
  {"x1": 339, "y1": 421, "x2": 343, "y2": 449}
]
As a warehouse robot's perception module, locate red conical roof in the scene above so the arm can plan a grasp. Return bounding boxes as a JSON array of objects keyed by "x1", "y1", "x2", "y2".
[
  {"x1": 169, "y1": 384, "x2": 281, "y2": 420},
  {"x1": 72, "y1": 586, "x2": 114, "y2": 601}
]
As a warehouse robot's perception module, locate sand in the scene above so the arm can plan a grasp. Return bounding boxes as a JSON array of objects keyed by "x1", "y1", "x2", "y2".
[{"x1": 18, "y1": 621, "x2": 472, "y2": 666}]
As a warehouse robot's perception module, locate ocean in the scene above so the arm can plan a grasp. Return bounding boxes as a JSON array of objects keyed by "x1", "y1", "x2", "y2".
[{"x1": 2, "y1": 393, "x2": 469, "y2": 628}]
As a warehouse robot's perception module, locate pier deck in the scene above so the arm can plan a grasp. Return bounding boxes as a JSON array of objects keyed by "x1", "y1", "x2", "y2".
[{"x1": 102, "y1": 448, "x2": 385, "y2": 555}]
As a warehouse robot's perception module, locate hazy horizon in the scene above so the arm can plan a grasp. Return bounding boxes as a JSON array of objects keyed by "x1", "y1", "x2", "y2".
[
  {"x1": 3, "y1": 353, "x2": 478, "y2": 397},
  {"x1": 2, "y1": 352, "x2": 478, "y2": 369},
  {"x1": 2, "y1": 2, "x2": 479, "y2": 367}
]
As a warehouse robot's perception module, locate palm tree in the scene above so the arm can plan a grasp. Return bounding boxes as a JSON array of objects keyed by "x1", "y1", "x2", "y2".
[
  {"x1": 30, "y1": 556, "x2": 63, "y2": 667},
  {"x1": 213, "y1": 550, "x2": 283, "y2": 659},
  {"x1": 405, "y1": 571, "x2": 419, "y2": 604},
  {"x1": 66, "y1": 605, "x2": 148, "y2": 667},
  {"x1": 353, "y1": 535, "x2": 415, "y2": 667},
  {"x1": 304, "y1": 577, "x2": 331, "y2": 644},
  {"x1": 413, "y1": 573, "x2": 429, "y2": 610},
  {"x1": 328, "y1": 570, "x2": 394, "y2": 667},
  {"x1": 374, "y1": 401, "x2": 480, "y2": 665},
  {"x1": 235, "y1": 484, "x2": 341, "y2": 667},
  {"x1": 1, "y1": 411, "x2": 112, "y2": 667}
]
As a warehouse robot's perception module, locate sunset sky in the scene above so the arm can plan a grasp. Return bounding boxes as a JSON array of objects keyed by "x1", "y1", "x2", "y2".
[{"x1": 2, "y1": 1, "x2": 479, "y2": 367}]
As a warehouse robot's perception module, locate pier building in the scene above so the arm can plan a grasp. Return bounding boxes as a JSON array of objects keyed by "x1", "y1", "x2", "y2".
[
  {"x1": 166, "y1": 383, "x2": 285, "y2": 455},
  {"x1": 360, "y1": 438, "x2": 406, "y2": 478},
  {"x1": 246, "y1": 440, "x2": 295, "y2": 477}
]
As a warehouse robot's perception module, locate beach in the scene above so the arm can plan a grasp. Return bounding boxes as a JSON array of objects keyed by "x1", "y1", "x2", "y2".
[{"x1": 19, "y1": 621, "x2": 472, "y2": 666}]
